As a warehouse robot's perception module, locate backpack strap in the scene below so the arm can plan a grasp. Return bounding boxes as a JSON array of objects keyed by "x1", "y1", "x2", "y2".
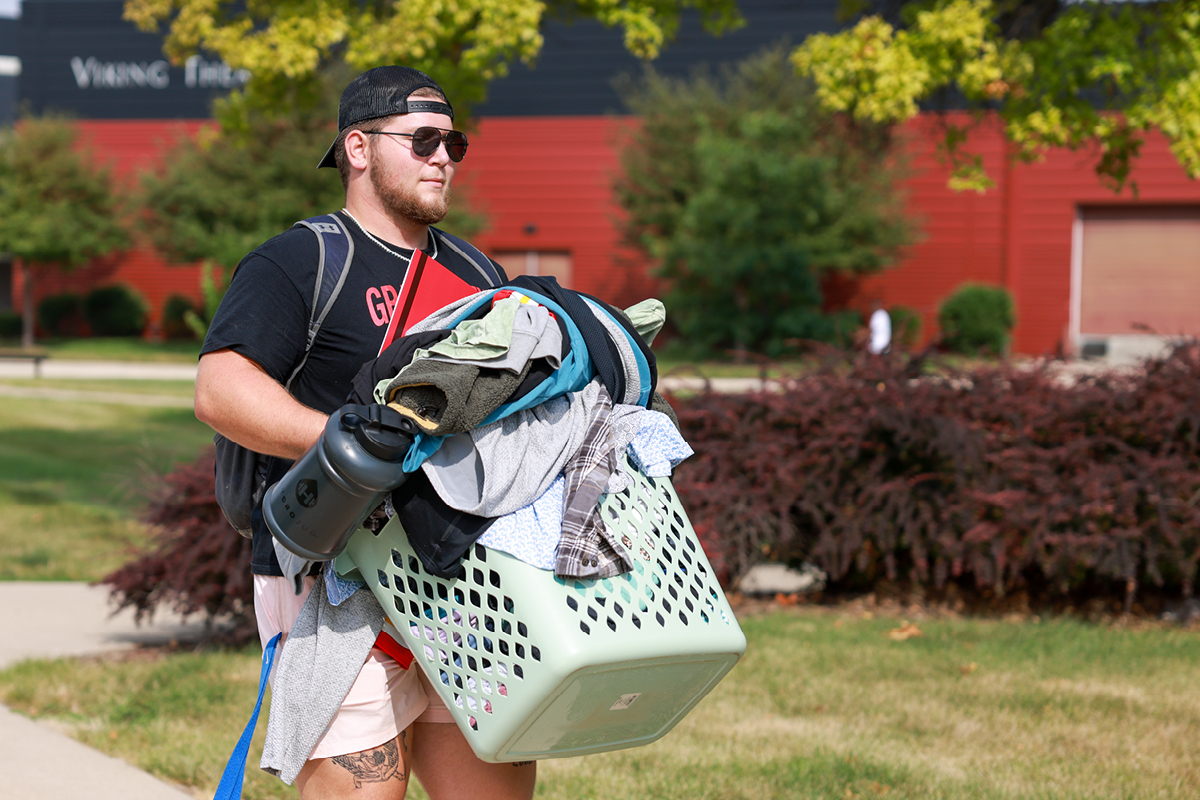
[
  {"x1": 431, "y1": 227, "x2": 504, "y2": 287},
  {"x1": 285, "y1": 215, "x2": 355, "y2": 388}
]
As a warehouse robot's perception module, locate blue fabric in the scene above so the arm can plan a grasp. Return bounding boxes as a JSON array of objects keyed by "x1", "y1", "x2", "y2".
[
  {"x1": 402, "y1": 288, "x2": 594, "y2": 472},
  {"x1": 324, "y1": 564, "x2": 365, "y2": 606},
  {"x1": 213, "y1": 632, "x2": 281, "y2": 800}
]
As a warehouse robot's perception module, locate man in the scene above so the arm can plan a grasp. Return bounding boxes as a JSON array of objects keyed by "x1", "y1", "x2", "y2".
[{"x1": 195, "y1": 66, "x2": 536, "y2": 800}]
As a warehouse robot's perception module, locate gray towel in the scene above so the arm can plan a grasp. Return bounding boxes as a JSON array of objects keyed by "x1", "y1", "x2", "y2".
[
  {"x1": 260, "y1": 578, "x2": 385, "y2": 785},
  {"x1": 421, "y1": 380, "x2": 604, "y2": 517}
]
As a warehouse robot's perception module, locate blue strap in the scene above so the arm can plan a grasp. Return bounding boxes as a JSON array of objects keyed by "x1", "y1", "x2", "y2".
[{"x1": 213, "y1": 632, "x2": 281, "y2": 800}]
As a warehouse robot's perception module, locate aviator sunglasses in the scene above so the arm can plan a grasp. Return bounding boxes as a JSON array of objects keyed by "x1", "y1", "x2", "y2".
[{"x1": 365, "y1": 127, "x2": 469, "y2": 162}]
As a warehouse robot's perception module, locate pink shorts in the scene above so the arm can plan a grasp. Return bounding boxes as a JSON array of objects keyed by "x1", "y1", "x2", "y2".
[{"x1": 253, "y1": 574, "x2": 455, "y2": 760}]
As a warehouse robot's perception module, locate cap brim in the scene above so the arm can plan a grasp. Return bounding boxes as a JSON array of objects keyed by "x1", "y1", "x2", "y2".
[{"x1": 317, "y1": 138, "x2": 338, "y2": 169}]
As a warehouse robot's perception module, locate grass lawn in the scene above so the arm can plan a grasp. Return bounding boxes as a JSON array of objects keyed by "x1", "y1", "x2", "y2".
[
  {"x1": 0, "y1": 390, "x2": 213, "y2": 580},
  {"x1": 1, "y1": 607, "x2": 1197, "y2": 800}
]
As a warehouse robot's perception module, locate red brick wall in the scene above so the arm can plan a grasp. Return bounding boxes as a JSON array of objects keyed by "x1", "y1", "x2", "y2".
[
  {"x1": 14, "y1": 115, "x2": 1200, "y2": 354},
  {"x1": 854, "y1": 117, "x2": 1200, "y2": 355},
  {"x1": 457, "y1": 116, "x2": 661, "y2": 310}
]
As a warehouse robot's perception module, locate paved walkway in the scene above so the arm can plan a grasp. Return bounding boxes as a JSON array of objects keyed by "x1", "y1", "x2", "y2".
[
  {"x1": 0, "y1": 359, "x2": 199, "y2": 381},
  {"x1": 0, "y1": 582, "x2": 214, "y2": 799},
  {"x1": 0, "y1": 356, "x2": 777, "y2": 396}
]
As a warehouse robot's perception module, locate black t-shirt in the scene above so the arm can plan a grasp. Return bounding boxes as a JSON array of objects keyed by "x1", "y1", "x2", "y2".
[{"x1": 201, "y1": 210, "x2": 507, "y2": 575}]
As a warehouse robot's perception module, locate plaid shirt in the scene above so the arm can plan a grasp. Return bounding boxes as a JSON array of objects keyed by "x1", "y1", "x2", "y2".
[{"x1": 554, "y1": 385, "x2": 634, "y2": 579}]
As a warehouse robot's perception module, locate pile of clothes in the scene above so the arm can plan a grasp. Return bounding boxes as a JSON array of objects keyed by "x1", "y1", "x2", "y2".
[{"x1": 347, "y1": 275, "x2": 693, "y2": 582}]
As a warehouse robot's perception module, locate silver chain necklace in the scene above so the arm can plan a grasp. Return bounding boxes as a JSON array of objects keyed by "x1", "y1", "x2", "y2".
[{"x1": 341, "y1": 209, "x2": 438, "y2": 263}]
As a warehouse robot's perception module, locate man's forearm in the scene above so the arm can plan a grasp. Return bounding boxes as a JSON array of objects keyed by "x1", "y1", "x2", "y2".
[{"x1": 195, "y1": 349, "x2": 329, "y2": 460}]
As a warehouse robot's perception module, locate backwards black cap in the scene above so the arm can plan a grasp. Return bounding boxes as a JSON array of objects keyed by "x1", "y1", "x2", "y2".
[{"x1": 317, "y1": 66, "x2": 454, "y2": 169}]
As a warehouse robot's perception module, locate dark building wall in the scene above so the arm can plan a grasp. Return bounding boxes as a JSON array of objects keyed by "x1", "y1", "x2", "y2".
[
  {"x1": 17, "y1": 0, "x2": 246, "y2": 119},
  {"x1": 0, "y1": 17, "x2": 18, "y2": 125},
  {"x1": 475, "y1": 0, "x2": 842, "y2": 117}
]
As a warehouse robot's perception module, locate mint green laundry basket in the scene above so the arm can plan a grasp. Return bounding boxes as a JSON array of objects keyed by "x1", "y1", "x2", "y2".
[{"x1": 335, "y1": 455, "x2": 747, "y2": 763}]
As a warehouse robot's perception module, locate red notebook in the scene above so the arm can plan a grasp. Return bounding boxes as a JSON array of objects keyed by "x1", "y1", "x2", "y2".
[{"x1": 378, "y1": 250, "x2": 481, "y2": 355}]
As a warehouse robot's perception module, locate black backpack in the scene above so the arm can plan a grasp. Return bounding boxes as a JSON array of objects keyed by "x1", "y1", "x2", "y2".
[{"x1": 213, "y1": 215, "x2": 503, "y2": 538}]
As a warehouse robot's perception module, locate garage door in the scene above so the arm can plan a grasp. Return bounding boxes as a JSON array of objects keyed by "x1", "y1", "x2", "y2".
[{"x1": 1078, "y1": 206, "x2": 1200, "y2": 336}]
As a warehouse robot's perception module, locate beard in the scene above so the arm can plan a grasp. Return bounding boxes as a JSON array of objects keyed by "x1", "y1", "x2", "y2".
[{"x1": 369, "y1": 149, "x2": 451, "y2": 226}]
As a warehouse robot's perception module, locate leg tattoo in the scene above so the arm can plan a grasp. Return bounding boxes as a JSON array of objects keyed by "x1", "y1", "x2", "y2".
[{"x1": 331, "y1": 740, "x2": 407, "y2": 788}]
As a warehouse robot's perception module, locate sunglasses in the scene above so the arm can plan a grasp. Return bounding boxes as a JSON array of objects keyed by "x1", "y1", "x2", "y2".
[{"x1": 366, "y1": 127, "x2": 469, "y2": 162}]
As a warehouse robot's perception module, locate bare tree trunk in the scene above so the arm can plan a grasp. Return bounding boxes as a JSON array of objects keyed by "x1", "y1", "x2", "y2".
[{"x1": 20, "y1": 262, "x2": 33, "y2": 350}]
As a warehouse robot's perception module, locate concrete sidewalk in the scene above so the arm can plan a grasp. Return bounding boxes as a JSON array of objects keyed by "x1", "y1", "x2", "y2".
[
  {"x1": 0, "y1": 356, "x2": 777, "y2": 394},
  {"x1": 0, "y1": 582, "x2": 214, "y2": 799},
  {"x1": 0, "y1": 358, "x2": 199, "y2": 381}
]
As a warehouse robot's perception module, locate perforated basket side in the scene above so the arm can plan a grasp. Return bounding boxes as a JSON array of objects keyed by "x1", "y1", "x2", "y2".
[
  {"x1": 341, "y1": 457, "x2": 746, "y2": 760},
  {"x1": 358, "y1": 542, "x2": 544, "y2": 741},
  {"x1": 566, "y1": 466, "x2": 738, "y2": 640}
]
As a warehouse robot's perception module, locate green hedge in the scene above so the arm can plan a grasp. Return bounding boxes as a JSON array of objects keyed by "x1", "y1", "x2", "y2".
[
  {"x1": 0, "y1": 310, "x2": 21, "y2": 337},
  {"x1": 37, "y1": 292, "x2": 85, "y2": 337},
  {"x1": 84, "y1": 284, "x2": 149, "y2": 337},
  {"x1": 937, "y1": 283, "x2": 1015, "y2": 356},
  {"x1": 162, "y1": 294, "x2": 199, "y2": 340}
]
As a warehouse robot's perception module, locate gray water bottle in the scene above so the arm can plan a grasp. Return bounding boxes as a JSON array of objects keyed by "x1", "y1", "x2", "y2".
[{"x1": 264, "y1": 403, "x2": 418, "y2": 561}]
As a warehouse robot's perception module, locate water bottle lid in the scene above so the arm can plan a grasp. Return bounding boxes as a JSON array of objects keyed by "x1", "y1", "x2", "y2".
[{"x1": 339, "y1": 404, "x2": 418, "y2": 461}]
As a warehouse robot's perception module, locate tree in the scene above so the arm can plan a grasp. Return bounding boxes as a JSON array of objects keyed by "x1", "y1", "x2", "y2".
[
  {"x1": 792, "y1": 0, "x2": 1200, "y2": 192},
  {"x1": 123, "y1": 0, "x2": 745, "y2": 128},
  {"x1": 614, "y1": 46, "x2": 916, "y2": 358},
  {"x1": 137, "y1": 99, "x2": 488, "y2": 334},
  {"x1": 0, "y1": 116, "x2": 131, "y2": 348}
]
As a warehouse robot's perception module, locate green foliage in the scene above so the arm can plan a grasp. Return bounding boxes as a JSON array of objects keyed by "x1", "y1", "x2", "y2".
[
  {"x1": 937, "y1": 282, "x2": 1015, "y2": 355},
  {"x1": 138, "y1": 109, "x2": 346, "y2": 276},
  {"x1": 37, "y1": 292, "x2": 85, "y2": 337},
  {"x1": 162, "y1": 294, "x2": 200, "y2": 340},
  {"x1": 84, "y1": 284, "x2": 150, "y2": 338},
  {"x1": 889, "y1": 304, "x2": 923, "y2": 347},
  {"x1": 183, "y1": 261, "x2": 224, "y2": 339},
  {"x1": 124, "y1": 0, "x2": 744, "y2": 129},
  {"x1": 793, "y1": 0, "x2": 1200, "y2": 192},
  {"x1": 0, "y1": 116, "x2": 131, "y2": 267},
  {"x1": 0, "y1": 115, "x2": 131, "y2": 346},
  {"x1": 0, "y1": 310, "x2": 21, "y2": 337},
  {"x1": 615, "y1": 46, "x2": 915, "y2": 358}
]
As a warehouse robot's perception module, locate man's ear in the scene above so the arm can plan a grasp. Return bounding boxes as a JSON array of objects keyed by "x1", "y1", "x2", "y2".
[{"x1": 344, "y1": 129, "x2": 370, "y2": 172}]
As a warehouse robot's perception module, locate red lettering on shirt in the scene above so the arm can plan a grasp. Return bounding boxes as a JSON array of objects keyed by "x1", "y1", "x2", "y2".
[{"x1": 366, "y1": 286, "x2": 398, "y2": 327}]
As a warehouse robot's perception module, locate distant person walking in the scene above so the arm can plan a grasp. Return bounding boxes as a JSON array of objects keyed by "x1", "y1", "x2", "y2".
[{"x1": 868, "y1": 301, "x2": 891, "y2": 355}]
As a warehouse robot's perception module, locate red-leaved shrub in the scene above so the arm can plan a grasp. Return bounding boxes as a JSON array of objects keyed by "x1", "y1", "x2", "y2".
[
  {"x1": 100, "y1": 448, "x2": 256, "y2": 642},
  {"x1": 106, "y1": 342, "x2": 1200, "y2": 633},
  {"x1": 671, "y1": 342, "x2": 1200, "y2": 609}
]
